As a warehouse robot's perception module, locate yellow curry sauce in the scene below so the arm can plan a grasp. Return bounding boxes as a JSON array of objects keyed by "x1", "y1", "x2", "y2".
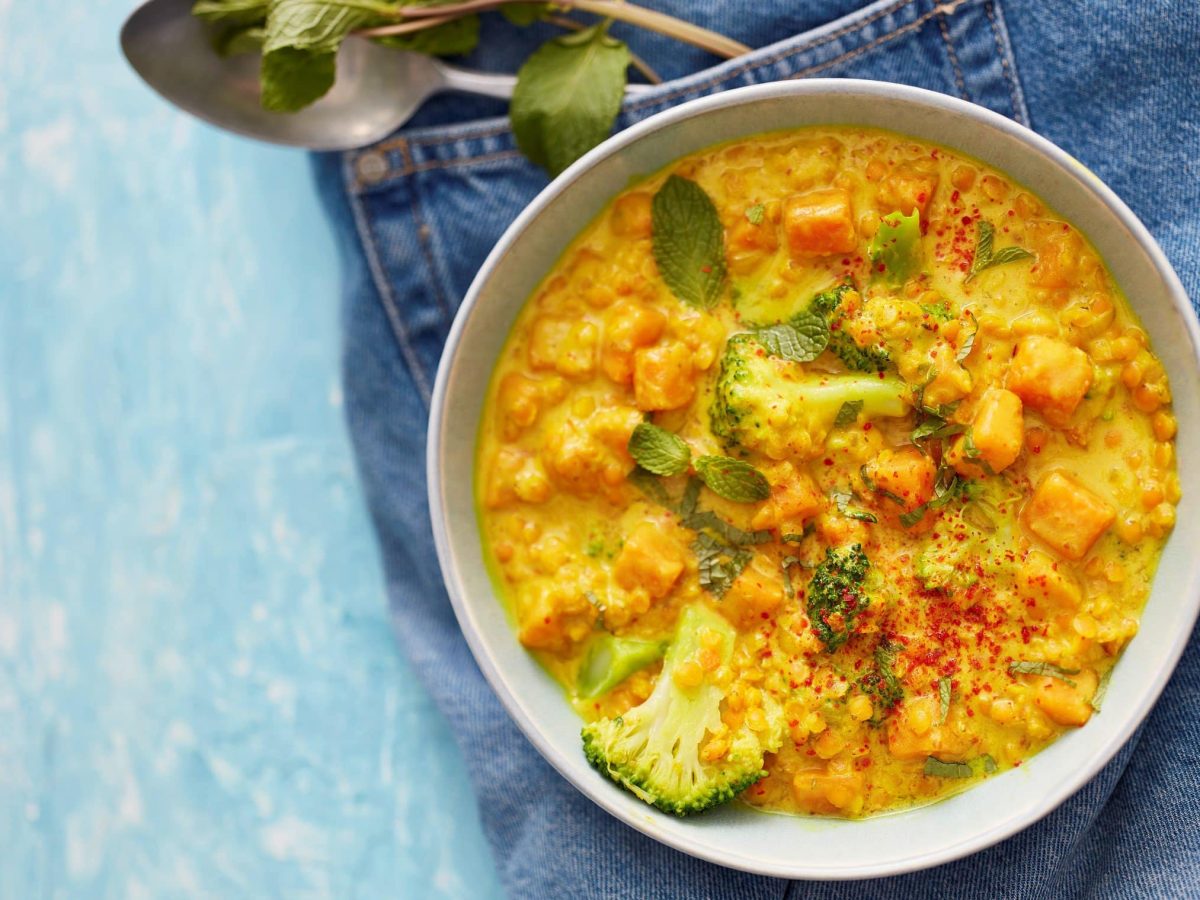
[{"x1": 476, "y1": 127, "x2": 1179, "y2": 817}]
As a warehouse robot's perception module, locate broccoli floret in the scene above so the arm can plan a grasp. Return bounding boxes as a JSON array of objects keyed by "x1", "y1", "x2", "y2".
[
  {"x1": 808, "y1": 284, "x2": 892, "y2": 372},
  {"x1": 806, "y1": 544, "x2": 872, "y2": 650},
  {"x1": 576, "y1": 635, "x2": 667, "y2": 700},
  {"x1": 710, "y1": 334, "x2": 909, "y2": 456},
  {"x1": 581, "y1": 604, "x2": 783, "y2": 816}
]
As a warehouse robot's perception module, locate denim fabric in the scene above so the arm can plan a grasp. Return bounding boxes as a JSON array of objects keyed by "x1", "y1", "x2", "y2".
[{"x1": 311, "y1": 0, "x2": 1200, "y2": 895}]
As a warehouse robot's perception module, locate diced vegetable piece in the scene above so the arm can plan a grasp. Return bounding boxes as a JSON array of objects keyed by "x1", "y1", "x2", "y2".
[
  {"x1": 1027, "y1": 221, "x2": 1084, "y2": 289},
  {"x1": 614, "y1": 520, "x2": 687, "y2": 598},
  {"x1": 633, "y1": 341, "x2": 695, "y2": 410},
  {"x1": 517, "y1": 582, "x2": 598, "y2": 653},
  {"x1": 722, "y1": 556, "x2": 783, "y2": 626},
  {"x1": 1018, "y1": 549, "x2": 1082, "y2": 616},
  {"x1": 1030, "y1": 669, "x2": 1099, "y2": 726},
  {"x1": 949, "y1": 388, "x2": 1024, "y2": 476},
  {"x1": 601, "y1": 301, "x2": 667, "y2": 384},
  {"x1": 878, "y1": 166, "x2": 938, "y2": 217},
  {"x1": 782, "y1": 187, "x2": 856, "y2": 257},
  {"x1": 750, "y1": 462, "x2": 824, "y2": 531},
  {"x1": 1022, "y1": 471, "x2": 1115, "y2": 560},
  {"x1": 863, "y1": 448, "x2": 936, "y2": 512},
  {"x1": 577, "y1": 634, "x2": 667, "y2": 698},
  {"x1": 886, "y1": 695, "x2": 967, "y2": 761},
  {"x1": 1005, "y1": 335, "x2": 1093, "y2": 426}
]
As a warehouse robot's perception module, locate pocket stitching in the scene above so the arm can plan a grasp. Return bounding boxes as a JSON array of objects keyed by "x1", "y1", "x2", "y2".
[
  {"x1": 983, "y1": 0, "x2": 1030, "y2": 126},
  {"x1": 937, "y1": 11, "x2": 970, "y2": 100}
]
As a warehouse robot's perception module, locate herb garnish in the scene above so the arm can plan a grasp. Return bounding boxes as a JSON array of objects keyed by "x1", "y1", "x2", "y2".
[
  {"x1": 937, "y1": 676, "x2": 952, "y2": 724},
  {"x1": 830, "y1": 488, "x2": 878, "y2": 524},
  {"x1": 745, "y1": 203, "x2": 765, "y2": 225},
  {"x1": 956, "y1": 310, "x2": 979, "y2": 362},
  {"x1": 694, "y1": 456, "x2": 770, "y2": 503},
  {"x1": 923, "y1": 757, "x2": 972, "y2": 779},
  {"x1": 692, "y1": 532, "x2": 752, "y2": 599},
  {"x1": 834, "y1": 400, "x2": 865, "y2": 429},
  {"x1": 1008, "y1": 660, "x2": 1081, "y2": 686},
  {"x1": 965, "y1": 221, "x2": 1035, "y2": 282},
  {"x1": 753, "y1": 313, "x2": 829, "y2": 363},
  {"x1": 627, "y1": 422, "x2": 691, "y2": 476},
  {"x1": 651, "y1": 176, "x2": 727, "y2": 309},
  {"x1": 510, "y1": 23, "x2": 631, "y2": 177},
  {"x1": 860, "y1": 638, "x2": 905, "y2": 718},
  {"x1": 1091, "y1": 666, "x2": 1114, "y2": 712}
]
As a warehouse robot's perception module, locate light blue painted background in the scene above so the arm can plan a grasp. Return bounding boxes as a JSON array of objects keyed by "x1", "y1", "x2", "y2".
[{"x1": 0, "y1": 3, "x2": 503, "y2": 896}]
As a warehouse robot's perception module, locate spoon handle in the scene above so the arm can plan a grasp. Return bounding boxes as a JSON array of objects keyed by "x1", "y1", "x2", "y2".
[{"x1": 434, "y1": 60, "x2": 653, "y2": 100}]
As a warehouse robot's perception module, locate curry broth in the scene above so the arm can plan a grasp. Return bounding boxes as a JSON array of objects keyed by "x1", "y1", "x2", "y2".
[{"x1": 474, "y1": 127, "x2": 1178, "y2": 817}]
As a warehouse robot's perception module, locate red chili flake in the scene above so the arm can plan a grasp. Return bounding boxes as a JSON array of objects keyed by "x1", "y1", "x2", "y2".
[
  {"x1": 962, "y1": 215, "x2": 973, "y2": 226},
  {"x1": 701, "y1": 265, "x2": 712, "y2": 274},
  {"x1": 824, "y1": 458, "x2": 834, "y2": 466},
  {"x1": 863, "y1": 422, "x2": 873, "y2": 431}
]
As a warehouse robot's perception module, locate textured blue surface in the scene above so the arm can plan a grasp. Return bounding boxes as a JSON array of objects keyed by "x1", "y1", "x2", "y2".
[{"x1": 0, "y1": 3, "x2": 502, "y2": 897}]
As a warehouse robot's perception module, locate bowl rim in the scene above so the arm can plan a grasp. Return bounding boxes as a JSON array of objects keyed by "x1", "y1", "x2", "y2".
[{"x1": 427, "y1": 78, "x2": 1200, "y2": 879}]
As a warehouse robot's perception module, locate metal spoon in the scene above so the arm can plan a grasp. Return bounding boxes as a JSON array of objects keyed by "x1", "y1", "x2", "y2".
[{"x1": 121, "y1": 0, "x2": 648, "y2": 151}]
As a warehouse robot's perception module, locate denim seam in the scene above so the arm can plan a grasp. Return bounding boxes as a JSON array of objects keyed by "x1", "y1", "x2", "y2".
[
  {"x1": 343, "y1": 160, "x2": 435, "y2": 406},
  {"x1": 621, "y1": 0, "x2": 919, "y2": 115},
  {"x1": 786, "y1": 0, "x2": 964, "y2": 80},
  {"x1": 984, "y1": 0, "x2": 1031, "y2": 126},
  {"x1": 937, "y1": 10, "x2": 971, "y2": 100},
  {"x1": 409, "y1": 187, "x2": 455, "y2": 328}
]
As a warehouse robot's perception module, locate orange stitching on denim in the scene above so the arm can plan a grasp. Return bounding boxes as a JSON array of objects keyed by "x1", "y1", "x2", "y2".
[
  {"x1": 409, "y1": 123, "x2": 512, "y2": 147},
  {"x1": 411, "y1": 148, "x2": 524, "y2": 174},
  {"x1": 938, "y1": 12, "x2": 970, "y2": 100},
  {"x1": 624, "y1": 0, "x2": 916, "y2": 115},
  {"x1": 984, "y1": 1, "x2": 1025, "y2": 123},
  {"x1": 788, "y1": 2, "x2": 955, "y2": 80},
  {"x1": 410, "y1": 185, "x2": 455, "y2": 326}
]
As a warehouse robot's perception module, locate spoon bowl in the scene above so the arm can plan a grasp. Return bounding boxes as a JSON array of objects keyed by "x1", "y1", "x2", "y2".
[{"x1": 120, "y1": 0, "x2": 519, "y2": 150}]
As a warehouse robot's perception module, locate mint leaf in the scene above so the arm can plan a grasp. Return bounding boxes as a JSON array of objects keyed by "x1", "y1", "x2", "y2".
[
  {"x1": 924, "y1": 757, "x2": 973, "y2": 779},
  {"x1": 261, "y1": 47, "x2": 337, "y2": 112},
  {"x1": 938, "y1": 677, "x2": 951, "y2": 724},
  {"x1": 500, "y1": 2, "x2": 549, "y2": 25},
  {"x1": 695, "y1": 456, "x2": 769, "y2": 503},
  {"x1": 1008, "y1": 660, "x2": 1080, "y2": 685},
  {"x1": 214, "y1": 24, "x2": 267, "y2": 56},
  {"x1": 375, "y1": 15, "x2": 480, "y2": 55},
  {"x1": 966, "y1": 221, "x2": 1034, "y2": 282},
  {"x1": 745, "y1": 203, "x2": 765, "y2": 225},
  {"x1": 1091, "y1": 666, "x2": 1114, "y2": 712},
  {"x1": 956, "y1": 310, "x2": 979, "y2": 363},
  {"x1": 627, "y1": 423, "x2": 691, "y2": 476},
  {"x1": 869, "y1": 210, "x2": 921, "y2": 283},
  {"x1": 259, "y1": 0, "x2": 394, "y2": 112},
  {"x1": 692, "y1": 533, "x2": 752, "y2": 599},
  {"x1": 627, "y1": 466, "x2": 672, "y2": 507},
  {"x1": 652, "y1": 175, "x2": 727, "y2": 309},
  {"x1": 511, "y1": 24, "x2": 630, "y2": 176},
  {"x1": 193, "y1": 0, "x2": 268, "y2": 25},
  {"x1": 754, "y1": 316, "x2": 829, "y2": 363},
  {"x1": 834, "y1": 400, "x2": 864, "y2": 429}
]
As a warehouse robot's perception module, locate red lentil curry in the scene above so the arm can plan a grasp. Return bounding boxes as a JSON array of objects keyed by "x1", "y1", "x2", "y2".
[{"x1": 476, "y1": 127, "x2": 1179, "y2": 818}]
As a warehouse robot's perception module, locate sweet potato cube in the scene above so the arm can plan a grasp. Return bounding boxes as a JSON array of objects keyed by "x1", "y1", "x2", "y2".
[
  {"x1": 1018, "y1": 549, "x2": 1082, "y2": 617},
  {"x1": 633, "y1": 341, "x2": 695, "y2": 411},
  {"x1": 950, "y1": 388, "x2": 1024, "y2": 476},
  {"x1": 751, "y1": 463, "x2": 824, "y2": 531},
  {"x1": 723, "y1": 557, "x2": 783, "y2": 626},
  {"x1": 783, "y1": 187, "x2": 856, "y2": 257},
  {"x1": 613, "y1": 521, "x2": 686, "y2": 599},
  {"x1": 878, "y1": 166, "x2": 938, "y2": 216},
  {"x1": 863, "y1": 447, "x2": 935, "y2": 511},
  {"x1": 1030, "y1": 669, "x2": 1098, "y2": 727},
  {"x1": 1027, "y1": 221, "x2": 1084, "y2": 289},
  {"x1": 1005, "y1": 336, "x2": 1093, "y2": 426},
  {"x1": 1023, "y1": 471, "x2": 1115, "y2": 560},
  {"x1": 601, "y1": 302, "x2": 666, "y2": 384}
]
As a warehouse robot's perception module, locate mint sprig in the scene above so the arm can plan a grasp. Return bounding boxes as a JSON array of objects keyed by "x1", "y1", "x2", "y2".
[
  {"x1": 651, "y1": 175, "x2": 727, "y2": 309},
  {"x1": 753, "y1": 312, "x2": 829, "y2": 363},
  {"x1": 627, "y1": 422, "x2": 691, "y2": 476},
  {"x1": 966, "y1": 222, "x2": 1034, "y2": 282},
  {"x1": 510, "y1": 23, "x2": 631, "y2": 176}
]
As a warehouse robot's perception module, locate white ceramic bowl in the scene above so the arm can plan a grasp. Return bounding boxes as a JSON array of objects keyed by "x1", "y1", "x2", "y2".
[{"x1": 428, "y1": 80, "x2": 1200, "y2": 879}]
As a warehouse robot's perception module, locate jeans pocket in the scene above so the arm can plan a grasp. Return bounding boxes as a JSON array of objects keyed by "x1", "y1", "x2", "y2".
[{"x1": 343, "y1": 0, "x2": 1027, "y2": 403}]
